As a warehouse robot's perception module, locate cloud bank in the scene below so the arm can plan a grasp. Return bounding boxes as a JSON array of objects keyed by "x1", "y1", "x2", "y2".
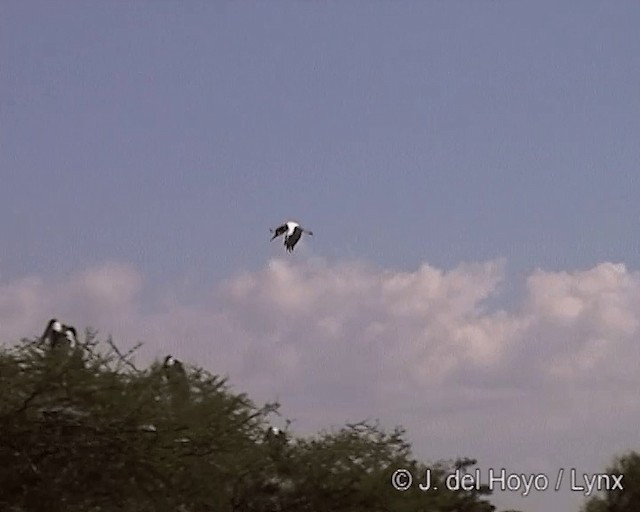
[{"x1": 1, "y1": 258, "x2": 639, "y2": 512}]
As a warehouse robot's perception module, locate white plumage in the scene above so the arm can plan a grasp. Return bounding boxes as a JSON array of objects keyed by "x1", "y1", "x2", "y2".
[{"x1": 285, "y1": 221, "x2": 299, "y2": 235}]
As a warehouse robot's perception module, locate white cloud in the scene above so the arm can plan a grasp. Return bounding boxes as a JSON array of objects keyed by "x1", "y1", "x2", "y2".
[{"x1": 1, "y1": 257, "x2": 639, "y2": 512}]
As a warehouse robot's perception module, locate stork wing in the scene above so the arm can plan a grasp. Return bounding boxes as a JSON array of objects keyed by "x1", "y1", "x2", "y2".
[{"x1": 270, "y1": 223, "x2": 288, "y2": 240}]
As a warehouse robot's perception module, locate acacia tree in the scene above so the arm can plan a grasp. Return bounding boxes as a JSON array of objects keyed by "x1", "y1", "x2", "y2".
[
  {"x1": 0, "y1": 332, "x2": 518, "y2": 512},
  {"x1": 582, "y1": 451, "x2": 640, "y2": 512},
  {"x1": 0, "y1": 334, "x2": 274, "y2": 511}
]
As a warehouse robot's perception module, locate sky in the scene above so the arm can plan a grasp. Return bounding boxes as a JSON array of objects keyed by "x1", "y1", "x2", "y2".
[{"x1": 1, "y1": 2, "x2": 640, "y2": 511}]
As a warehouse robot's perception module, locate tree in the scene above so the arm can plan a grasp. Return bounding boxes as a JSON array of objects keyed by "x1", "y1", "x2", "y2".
[
  {"x1": 582, "y1": 451, "x2": 640, "y2": 512},
  {"x1": 0, "y1": 330, "x2": 518, "y2": 512},
  {"x1": 0, "y1": 334, "x2": 274, "y2": 511}
]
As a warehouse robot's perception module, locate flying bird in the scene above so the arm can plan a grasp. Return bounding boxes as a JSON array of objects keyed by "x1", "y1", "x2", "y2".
[
  {"x1": 40, "y1": 318, "x2": 78, "y2": 348},
  {"x1": 270, "y1": 221, "x2": 313, "y2": 253}
]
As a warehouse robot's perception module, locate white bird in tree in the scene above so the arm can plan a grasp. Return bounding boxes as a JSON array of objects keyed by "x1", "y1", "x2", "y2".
[
  {"x1": 270, "y1": 221, "x2": 313, "y2": 253},
  {"x1": 162, "y1": 355, "x2": 189, "y2": 403},
  {"x1": 163, "y1": 355, "x2": 186, "y2": 378},
  {"x1": 40, "y1": 318, "x2": 78, "y2": 348}
]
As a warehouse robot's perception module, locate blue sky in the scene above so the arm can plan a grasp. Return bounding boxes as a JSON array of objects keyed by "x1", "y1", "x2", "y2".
[
  {"x1": 3, "y1": 1, "x2": 639, "y2": 284},
  {"x1": 2, "y1": 2, "x2": 640, "y2": 511}
]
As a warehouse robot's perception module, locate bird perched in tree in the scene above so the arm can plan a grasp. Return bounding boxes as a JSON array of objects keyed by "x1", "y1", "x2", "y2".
[
  {"x1": 264, "y1": 426, "x2": 287, "y2": 446},
  {"x1": 40, "y1": 318, "x2": 78, "y2": 349},
  {"x1": 162, "y1": 355, "x2": 189, "y2": 406},
  {"x1": 263, "y1": 426, "x2": 290, "y2": 471},
  {"x1": 270, "y1": 221, "x2": 313, "y2": 253},
  {"x1": 163, "y1": 355, "x2": 186, "y2": 377}
]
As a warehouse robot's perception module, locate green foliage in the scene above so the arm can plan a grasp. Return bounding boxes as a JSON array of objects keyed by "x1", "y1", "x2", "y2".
[
  {"x1": 0, "y1": 332, "x2": 511, "y2": 511},
  {"x1": 581, "y1": 451, "x2": 640, "y2": 512}
]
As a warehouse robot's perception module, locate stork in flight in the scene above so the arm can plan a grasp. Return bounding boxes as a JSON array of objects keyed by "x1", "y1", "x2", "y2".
[
  {"x1": 40, "y1": 318, "x2": 78, "y2": 349},
  {"x1": 270, "y1": 221, "x2": 313, "y2": 252}
]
